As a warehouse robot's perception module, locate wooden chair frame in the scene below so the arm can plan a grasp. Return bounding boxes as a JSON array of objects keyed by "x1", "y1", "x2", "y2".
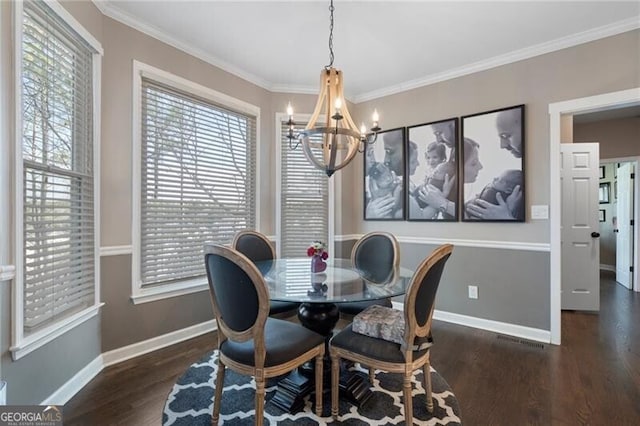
[
  {"x1": 350, "y1": 231, "x2": 400, "y2": 268},
  {"x1": 205, "y1": 244, "x2": 324, "y2": 425},
  {"x1": 231, "y1": 229, "x2": 276, "y2": 259},
  {"x1": 330, "y1": 244, "x2": 453, "y2": 425},
  {"x1": 231, "y1": 229, "x2": 299, "y2": 318}
]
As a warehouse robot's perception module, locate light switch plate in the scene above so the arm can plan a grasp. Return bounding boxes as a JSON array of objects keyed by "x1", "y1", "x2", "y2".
[{"x1": 531, "y1": 205, "x2": 549, "y2": 220}]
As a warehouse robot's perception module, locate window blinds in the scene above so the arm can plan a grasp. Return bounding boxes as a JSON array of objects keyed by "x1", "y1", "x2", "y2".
[
  {"x1": 21, "y1": 1, "x2": 95, "y2": 331},
  {"x1": 140, "y1": 79, "x2": 256, "y2": 286},
  {"x1": 279, "y1": 122, "x2": 329, "y2": 258}
]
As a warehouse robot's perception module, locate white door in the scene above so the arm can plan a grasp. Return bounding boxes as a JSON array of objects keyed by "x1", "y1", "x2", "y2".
[
  {"x1": 615, "y1": 162, "x2": 633, "y2": 289},
  {"x1": 561, "y1": 143, "x2": 600, "y2": 311}
]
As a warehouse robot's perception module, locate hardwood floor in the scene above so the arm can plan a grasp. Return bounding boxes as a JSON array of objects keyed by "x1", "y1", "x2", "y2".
[{"x1": 64, "y1": 272, "x2": 640, "y2": 425}]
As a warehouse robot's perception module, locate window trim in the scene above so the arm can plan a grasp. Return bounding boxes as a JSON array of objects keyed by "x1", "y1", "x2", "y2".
[
  {"x1": 131, "y1": 61, "x2": 261, "y2": 304},
  {"x1": 275, "y1": 112, "x2": 335, "y2": 258},
  {"x1": 12, "y1": 0, "x2": 103, "y2": 360}
]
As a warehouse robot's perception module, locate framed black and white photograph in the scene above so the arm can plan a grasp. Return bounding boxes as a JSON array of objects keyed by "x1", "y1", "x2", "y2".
[
  {"x1": 363, "y1": 127, "x2": 405, "y2": 220},
  {"x1": 599, "y1": 209, "x2": 606, "y2": 222},
  {"x1": 461, "y1": 104, "x2": 525, "y2": 222},
  {"x1": 599, "y1": 182, "x2": 610, "y2": 204},
  {"x1": 599, "y1": 166, "x2": 605, "y2": 179},
  {"x1": 406, "y1": 118, "x2": 458, "y2": 221}
]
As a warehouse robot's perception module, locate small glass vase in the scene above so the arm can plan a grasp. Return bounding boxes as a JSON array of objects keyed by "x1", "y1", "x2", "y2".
[{"x1": 311, "y1": 254, "x2": 327, "y2": 273}]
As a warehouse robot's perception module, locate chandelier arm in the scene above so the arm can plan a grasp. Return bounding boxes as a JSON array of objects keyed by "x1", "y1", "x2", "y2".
[{"x1": 306, "y1": 69, "x2": 330, "y2": 131}]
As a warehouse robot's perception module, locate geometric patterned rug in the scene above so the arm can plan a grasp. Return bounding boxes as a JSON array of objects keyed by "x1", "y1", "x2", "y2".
[{"x1": 163, "y1": 350, "x2": 462, "y2": 425}]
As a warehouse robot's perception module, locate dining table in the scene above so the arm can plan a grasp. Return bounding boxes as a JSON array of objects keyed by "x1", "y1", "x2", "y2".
[{"x1": 254, "y1": 257, "x2": 414, "y2": 413}]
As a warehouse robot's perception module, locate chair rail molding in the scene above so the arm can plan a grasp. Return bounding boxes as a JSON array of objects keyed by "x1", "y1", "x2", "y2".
[
  {"x1": 100, "y1": 245, "x2": 133, "y2": 256},
  {"x1": 0, "y1": 264, "x2": 16, "y2": 281},
  {"x1": 338, "y1": 234, "x2": 550, "y2": 252}
]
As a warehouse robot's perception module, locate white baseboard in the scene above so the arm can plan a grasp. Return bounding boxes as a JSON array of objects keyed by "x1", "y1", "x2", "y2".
[
  {"x1": 40, "y1": 319, "x2": 217, "y2": 405},
  {"x1": 41, "y1": 355, "x2": 103, "y2": 406},
  {"x1": 102, "y1": 319, "x2": 217, "y2": 367},
  {"x1": 600, "y1": 264, "x2": 616, "y2": 272},
  {"x1": 391, "y1": 301, "x2": 551, "y2": 344}
]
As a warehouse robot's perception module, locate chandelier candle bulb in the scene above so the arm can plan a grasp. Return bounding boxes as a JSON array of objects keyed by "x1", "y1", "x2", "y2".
[{"x1": 284, "y1": 0, "x2": 381, "y2": 176}]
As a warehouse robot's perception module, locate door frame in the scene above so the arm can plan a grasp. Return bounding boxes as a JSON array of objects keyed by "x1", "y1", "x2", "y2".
[
  {"x1": 600, "y1": 156, "x2": 640, "y2": 291},
  {"x1": 549, "y1": 87, "x2": 640, "y2": 345}
]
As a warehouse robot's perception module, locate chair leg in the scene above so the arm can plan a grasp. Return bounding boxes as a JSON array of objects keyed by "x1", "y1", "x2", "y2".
[
  {"x1": 254, "y1": 375, "x2": 265, "y2": 426},
  {"x1": 422, "y1": 361, "x2": 434, "y2": 413},
  {"x1": 315, "y1": 352, "x2": 324, "y2": 417},
  {"x1": 368, "y1": 366, "x2": 375, "y2": 384},
  {"x1": 330, "y1": 353, "x2": 340, "y2": 419},
  {"x1": 212, "y1": 359, "x2": 226, "y2": 425},
  {"x1": 403, "y1": 372, "x2": 413, "y2": 426}
]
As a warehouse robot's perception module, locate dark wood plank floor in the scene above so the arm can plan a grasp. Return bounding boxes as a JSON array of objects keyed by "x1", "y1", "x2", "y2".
[{"x1": 64, "y1": 272, "x2": 640, "y2": 425}]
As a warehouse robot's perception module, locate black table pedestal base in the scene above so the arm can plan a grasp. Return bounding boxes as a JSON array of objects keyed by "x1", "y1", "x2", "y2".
[
  {"x1": 269, "y1": 302, "x2": 373, "y2": 412},
  {"x1": 269, "y1": 369, "x2": 311, "y2": 413}
]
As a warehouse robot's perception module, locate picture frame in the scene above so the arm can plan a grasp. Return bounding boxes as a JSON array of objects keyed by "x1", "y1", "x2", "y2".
[
  {"x1": 363, "y1": 127, "x2": 406, "y2": 220},
  {"x1": 599, "y1": 182, "x2": 610, "y2": 204},
  {"x1": 406, "y1": 118, "x2": 459, "y2": 221},
  {"x1": 599, "y1": 209, "x2": 606, "y2": 222},
  {"x1": 599, "y1": 166, "x2": 605, "y2": 179},
  {"x1": 461, "y1": 104, "x2": 525, "y2": 222}
]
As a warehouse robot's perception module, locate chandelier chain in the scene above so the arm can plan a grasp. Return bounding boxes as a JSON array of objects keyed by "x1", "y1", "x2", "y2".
[{"x1": 325, "y1": 0, "x2": 335, "y2": 69}]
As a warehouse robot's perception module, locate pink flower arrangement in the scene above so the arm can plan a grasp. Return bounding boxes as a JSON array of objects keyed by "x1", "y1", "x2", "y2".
[{"x1": 307, "y1": 241, "x2": 329, "y2": 259}]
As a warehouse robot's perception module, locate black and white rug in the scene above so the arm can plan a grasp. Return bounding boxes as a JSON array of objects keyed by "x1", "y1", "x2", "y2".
[{"x1": 163, "y1": 350, "x2": 462, "y2": 425}]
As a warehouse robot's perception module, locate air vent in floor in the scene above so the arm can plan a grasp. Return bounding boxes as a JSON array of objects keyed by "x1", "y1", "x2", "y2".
[{"x1": 496, "y1": 334, "x2": 545, "y2": 349}]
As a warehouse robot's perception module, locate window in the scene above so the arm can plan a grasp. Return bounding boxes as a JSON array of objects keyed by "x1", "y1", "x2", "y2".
[
  {"x1": 276, "y1": 116, "x2": 333, "y2": 258},
  {"x1": 14, "y1": 0, "x2": 102, "y2": 359},
  {"x1": 133, "y1": 62, "x2": 258, "y2": 303}
]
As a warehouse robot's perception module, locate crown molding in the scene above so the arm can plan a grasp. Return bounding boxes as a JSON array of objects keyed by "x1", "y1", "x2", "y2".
[
  {"x1": 353, "y1": 17, "x2": 640, "y2": 103},
  {"x1": 92, "y1": 2, "x2": 638, "y2": 104},
  {"x1": 92, "y1": 0, "x2": 272, "y2": 92}
]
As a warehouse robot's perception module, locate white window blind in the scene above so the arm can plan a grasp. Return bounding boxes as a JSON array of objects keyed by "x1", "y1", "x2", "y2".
[
  {"x1": 21, "y1": 0, "x2": 96, "y2": 332},
  {"x1": 279, "y1": 121, "x2": 329, "y2": 258},
  {"x1": 140, "y1": 78, "x2": 256, "y2": 286}
]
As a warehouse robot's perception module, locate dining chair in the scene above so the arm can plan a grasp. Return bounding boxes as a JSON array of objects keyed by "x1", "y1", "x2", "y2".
[
  {"x1": 329, "y1": 244, "x2": 453, "y2": 425},
  {"x1": 232, "y1": 230, "x2": 299, "y2": 318},
  {"x1": 338, "y1": 231, "x2": 400, "y2": 316},
  {"x1": 204, "y1": 244, "x2": 325, "y2": 425}
]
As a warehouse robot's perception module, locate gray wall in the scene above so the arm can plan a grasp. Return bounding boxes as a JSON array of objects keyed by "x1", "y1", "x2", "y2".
[
  {"x1": 342, "y1": 30, "x2": 639, "y2": 330},
  {"x1": 575, "y1": 116, "x2": 640, "y2": 159},
  {"x1": 1, "y1": 0, "x2": 639, "y2": 405}
]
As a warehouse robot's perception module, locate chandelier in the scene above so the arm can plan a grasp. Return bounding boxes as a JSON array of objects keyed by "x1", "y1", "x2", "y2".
[{"x1": 286, "y1": 0, "x2": 380, "y2": 177}]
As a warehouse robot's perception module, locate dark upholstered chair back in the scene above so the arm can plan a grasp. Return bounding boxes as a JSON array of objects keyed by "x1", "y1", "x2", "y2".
[
  {"x1": 204, "y1": 244, "x2": 268, "y2": 342},
  {"x1": 403, "y1": 244, "x2": 453, "y2": 345},
  {"x1": 232, "y1": 230, "x2": 275, "y2": 263},
  {"x1": 351, "y1": 232, "x2": 399, "y2": 283}
]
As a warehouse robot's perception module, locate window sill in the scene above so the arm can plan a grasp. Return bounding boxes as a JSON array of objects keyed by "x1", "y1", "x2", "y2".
[
  {"x1": 130, "y1": 277, "x2": 208, "y2": 305},
  {"x1": 10, "y1": 303, "x2": 104, "y2": 361}
]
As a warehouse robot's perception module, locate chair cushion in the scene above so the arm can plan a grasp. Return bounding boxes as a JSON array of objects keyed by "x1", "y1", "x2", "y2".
[
  {"x1": 352, "y1": 305, "x2": 433, "y2": 351},
  {"x1": 337, "y1": 298, "x2": 392, "y2": 316},
  {"x1": 330, "y1": 324, "x2": 431, "y2": 364},
  {"x1": 220, "y1": 318, "x2": 324, "y2": 367}
]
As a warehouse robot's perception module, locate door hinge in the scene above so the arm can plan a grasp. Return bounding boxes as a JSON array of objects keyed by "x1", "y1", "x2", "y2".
[
  {"x1": 631, "y1": 172, "x2": 635, "y2": 179},
  {"x1": 630, "y1": 266, "x2": 634, "y2": 272},
  {"x1": 631, "y1": 220, "x2": 634, "y2": 226}
]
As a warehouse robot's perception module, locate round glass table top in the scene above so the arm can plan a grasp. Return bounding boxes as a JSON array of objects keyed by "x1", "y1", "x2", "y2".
[{"x1": 254, "y1": 258, "x2": 414, "y2": 304}]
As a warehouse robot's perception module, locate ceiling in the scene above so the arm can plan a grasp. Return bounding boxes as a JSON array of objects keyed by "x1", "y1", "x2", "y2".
[{"x1": 95, "y1": 1, "x2": 639, "y2": 102}]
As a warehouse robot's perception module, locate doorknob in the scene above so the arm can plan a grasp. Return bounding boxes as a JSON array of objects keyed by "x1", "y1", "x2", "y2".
[{"x1": 591, "y1": 232, "x2": 600, "y2": 238}]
